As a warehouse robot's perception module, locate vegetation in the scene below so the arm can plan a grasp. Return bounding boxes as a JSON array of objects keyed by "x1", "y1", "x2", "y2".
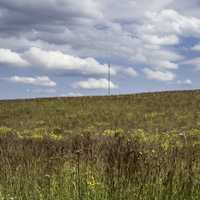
[{"x1": 1, "y1": 90, "x2": 200, "y2": 199}]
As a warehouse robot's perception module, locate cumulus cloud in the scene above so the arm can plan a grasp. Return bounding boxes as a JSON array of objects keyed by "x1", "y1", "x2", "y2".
[
  {"x1": 183, "y1": 58, "x2": 200, "y2": 70},
  {"x1": 164, "y1": 0, "x2": 200, "y2": 19},
  {"x1": 114, "y1": 66, "x2": 138, "y2": 77},
  {"x1": 7, "y1": 76, "x2": 56, "y2": 87},
  {"x1": 120, "y1": 67, "x2": 138, "y2": 77},
  {"x1": 131, "y1": 8, "x2": 200, "y2": 73},
  {"x1": 143, "y1": 68, "x2": 176, "y2": 81},
  {"x1": 68, "y1": 92, "x2": 83, "y2": 97},
  {"x1": 74, "y1": 78, "x2": 118, "y2": 89},
  {"x1": 141, "y1": 34, "x2": 179, "y2": 46},
  {"x1": 100, "y1": 0, "x2": 174, "y2": 21},
  {"x1": 130, "y1": 47, "x2": 182, "y2": 72},
  {"x1": 0, "y1": 1, "x2": 190, "y2": 73},
  {"x1": 149, "y1": 60, "x2": 178, "y2": 70},
  {"x1": 23, "y1": 47, "x2": 116, "y2": 76},
  {"x1": 191, "y1": 44, "x2": 200, "y2": 51},
  {"x1": 0, "y1": 48, "x2": 29, "y2": 67},
  {"x1": 141, "y1": 9, "x2": 200, "y2": 37},
  {"x1": 177, "y1": 79, "x2": 192, "y2": 85},
  {"x1": 0, "y1": 46, "x2": 138, "y2": 78},
  {"x1": 0, "y1": 0, "x2": 200, "y2": 95}
]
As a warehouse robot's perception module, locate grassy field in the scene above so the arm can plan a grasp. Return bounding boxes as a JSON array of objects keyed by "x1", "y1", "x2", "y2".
[{"x1": 1, "y1": 90, "x2": 200, "y2": 199}]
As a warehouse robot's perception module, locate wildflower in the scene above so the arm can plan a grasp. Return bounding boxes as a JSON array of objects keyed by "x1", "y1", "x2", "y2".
[
  {"x1": 151, "y1": 149, "x2": 156, "y2": 154},
  {"x1": 45, "y1": 174, "x2": 51, "y2": 178},
  {"x1": 0, "y1": 126, "x2": 12, "y2": 135},
  {"x1": 139, "y1": 151, "x2": 143, "y2": 155},
  {"x1": 87, "y1": 175, "x2": 98, "y2": 189}
]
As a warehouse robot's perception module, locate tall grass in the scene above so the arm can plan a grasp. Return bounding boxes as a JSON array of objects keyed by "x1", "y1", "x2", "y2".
[
  {"x1": 0, "y1": 129, "x2": 200, "y2": 199},
  {"x1": 1, "y1": 90, "x2": 200, "y2": 199}
]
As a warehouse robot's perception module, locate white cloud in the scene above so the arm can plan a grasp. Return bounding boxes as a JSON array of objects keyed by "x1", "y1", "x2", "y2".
[
  {"x1": 24, "y1": 47, "x2": 116, "y2": 76},
  {"x1": 183, "y1": 58, "x2": 200, "y2": 70},
  {"x1": 142, "y1": 9, "x2": 200, "y2": 37},
  {"x1": 68, "y1": 92, "x2": 83, "y2": 97},
  {"x1": 130, "y1": 9, "x2": 200, "y2": 72},
  {"x1": 0, "y1": 0, "x2": 200, "y2": 93},
  {"x1": 143, "y1": 68, "x2": 176, "y2": 81},
  {"x1": 169, "y1": 0, "x2": 200, "y2": 18},
  {"x1": 142, "y1": 34, "x2": 179, "y2": 46},
  {"x1": 1, "y1": 6, "x2": 195, "y2": 75},
  {"x1": 131, "y1": 48, "x2": 182, "y2": 71},
  {"x1": 100, "y1": 0, "x2": 174, "y2": 21},
  {"x1": 191, "y1": 44, "x2": 200, "y2": 51},
  {"x1": 0, "y1": 48, "x2": 29, "y2": 67},
  {"x1": 118, "y1": 67, "x2": 138, "y2": 77},
  {"x1": 177, "y1": 79, "x2": 192, "y2": 85},
  {"x1": 0, "y1": 46, "x2": 139, "y2": 79},
  {"x1": 7, "y1": 76, "x2": 56, "y2": 87},
  {"x1": 74, "y1": 78, "x2": 118, "y2": 89},
  {"x1": 123, "y1": 67, "x2": 138, "y2": 77},
  {"x1": 149, "y1": 60, "x2": 178, "y2": 70}
]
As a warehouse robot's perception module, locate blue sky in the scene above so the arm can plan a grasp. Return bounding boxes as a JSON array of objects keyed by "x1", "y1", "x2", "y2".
[{"x1": 0, "y1": 0, "x2": 200, "y2": 99}]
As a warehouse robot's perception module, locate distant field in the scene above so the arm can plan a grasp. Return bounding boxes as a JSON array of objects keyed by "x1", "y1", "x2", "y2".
[
  {"x1": 1, "y1": 90, "x2": 200, "y2": 133},
  {"x1": 1, "y1": 90, "x2": 200, "y2": 199}
]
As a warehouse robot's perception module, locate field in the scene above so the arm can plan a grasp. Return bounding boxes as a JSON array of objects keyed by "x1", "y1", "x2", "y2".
[{"x1": 1, "y1": 90, "x2": 200, "y2": 199}]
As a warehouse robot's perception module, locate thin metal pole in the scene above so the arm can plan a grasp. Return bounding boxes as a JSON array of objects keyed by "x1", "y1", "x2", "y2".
[{"x1": 108, "y1": 63, "x2": 111, "y2": 96}]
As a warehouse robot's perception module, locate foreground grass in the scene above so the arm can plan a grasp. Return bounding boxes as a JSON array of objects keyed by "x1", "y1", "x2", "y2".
[
  {"x1": 0, "y1": 128, "x2": 200, "y2": 199},
  {"x1": 1, "y1": 90, "x2": 200, "y2": 199}
]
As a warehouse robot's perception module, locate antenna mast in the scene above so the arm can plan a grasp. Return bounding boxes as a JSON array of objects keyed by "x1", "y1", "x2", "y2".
[{"x1": 108, "y1": 63, "x2": 111, "y2": 96}]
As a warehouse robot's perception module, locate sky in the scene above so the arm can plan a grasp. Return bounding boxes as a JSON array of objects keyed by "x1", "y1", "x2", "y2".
[{"x1": 0, "y1": 0, "x2": 200, "y2": 99}]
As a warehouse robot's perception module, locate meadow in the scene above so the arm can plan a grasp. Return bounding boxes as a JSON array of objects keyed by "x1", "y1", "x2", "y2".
[{"x1": 1, "y1": 90, "x2": 200, "y2": 199}]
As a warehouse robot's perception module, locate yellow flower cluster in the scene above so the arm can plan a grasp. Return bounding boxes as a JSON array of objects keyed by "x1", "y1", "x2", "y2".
[{"x1": 86, "y1": 175, "x2": 99, "y2": 189}]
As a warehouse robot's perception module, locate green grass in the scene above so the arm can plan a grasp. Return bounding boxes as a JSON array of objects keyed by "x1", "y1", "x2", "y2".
[{"x1": 1, "y1": 90, "x2": 200, "y2": 199}]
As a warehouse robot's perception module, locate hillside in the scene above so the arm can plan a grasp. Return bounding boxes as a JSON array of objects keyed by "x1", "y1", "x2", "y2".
[
  {"x1": 1, "y1": 90, "x2": 200, "y2": 199},
  {"x1": 1, "y1": 90, "x2": 200, "y2": 133}
]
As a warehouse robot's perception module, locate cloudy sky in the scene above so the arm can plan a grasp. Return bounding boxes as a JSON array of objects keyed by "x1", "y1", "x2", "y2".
[{"x1": 0, "y1": 0, "x2": 200, "y2": 99}]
